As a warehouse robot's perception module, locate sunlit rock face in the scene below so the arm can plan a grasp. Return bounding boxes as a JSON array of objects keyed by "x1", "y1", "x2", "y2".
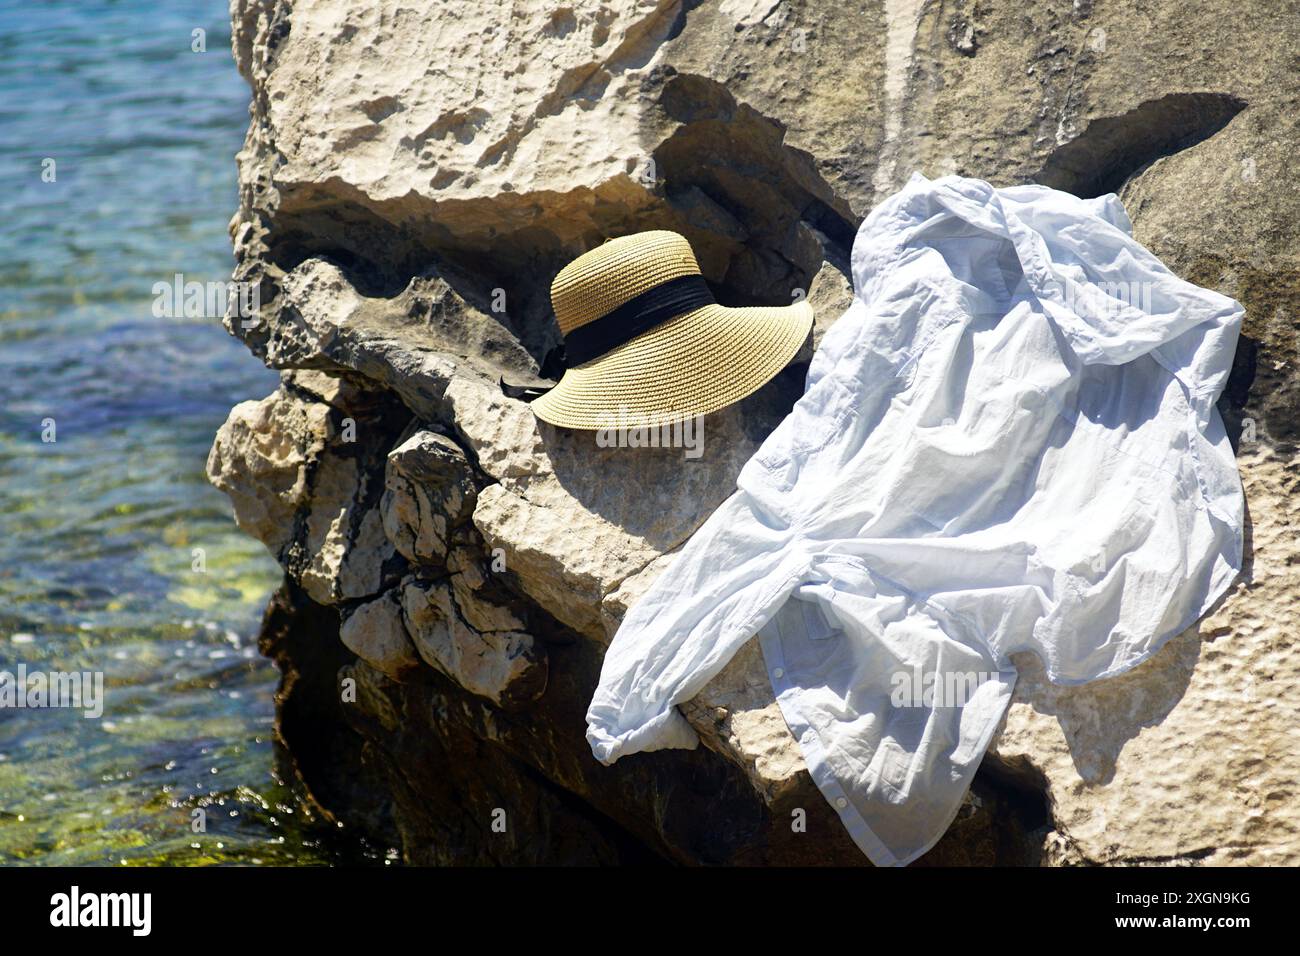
[{"x1": 210, "y1": 0, "x2": 1300, "y2": 864}]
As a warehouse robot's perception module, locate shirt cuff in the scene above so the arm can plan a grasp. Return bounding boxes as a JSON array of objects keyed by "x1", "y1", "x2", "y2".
[{"x1": 586, "y1": 704, "x2": 701, "y2": 766}]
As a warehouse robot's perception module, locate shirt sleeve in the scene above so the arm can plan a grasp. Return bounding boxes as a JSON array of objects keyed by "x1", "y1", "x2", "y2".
[{"x1": 585, "y1": 491, "x2": 804, "y2": 765}]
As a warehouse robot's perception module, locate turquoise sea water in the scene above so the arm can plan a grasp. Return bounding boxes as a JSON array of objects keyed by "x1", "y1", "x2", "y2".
[{"x1": 0, "y1": 1, "x2": 350, "y2": 864}]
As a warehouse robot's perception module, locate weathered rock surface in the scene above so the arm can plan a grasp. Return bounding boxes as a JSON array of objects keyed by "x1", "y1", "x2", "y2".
[
  {"x1": 206, "y1": 385, "x2": 331, "y2": 556},
  {"x1": 209, "y1": 0, "x2": 1300, "y2": 865},
  {"x1": 400, "y1": 575, "x2": 547, "y2": 709},
  {"x1": 381, "y1": 428, "x2": 478, "y2": 565},
  {"x1": 445, "y1": 371, "x2": 801, "y2": 641},
  {"x1": 339, "y1": 588, "x2": 423, "y2": 683}
]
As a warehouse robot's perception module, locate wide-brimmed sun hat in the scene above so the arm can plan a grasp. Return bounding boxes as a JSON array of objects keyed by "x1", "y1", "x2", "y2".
[{"x1": 518, "y1": 230, "x2": 814, "y2": 430}]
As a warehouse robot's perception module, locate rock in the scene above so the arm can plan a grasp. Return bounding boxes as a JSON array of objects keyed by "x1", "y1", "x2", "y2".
[
  {"x1": 254, "y1": 580, "x2": 400, "y2": 841},
  {"x1": 208, "y1": 379, "x2": 411, "y2": 606},
  {"x1": 296, "y1": 447, "x2": 394, "y2": 605},
  {"x1": 339, "y1": 589, "x2": 423, "y2": 682},
  {"x1": 281, "y1": 368, "x2": 388, "y2": 415},
  {"x1": 206, "y1": 387, "x2": 331, "y2": 556},
  {"x1": 259, "y1": 259, "x2": 537, "y2": 420},
  {"x1": 446, "y1": 371, "x2": 803, "y2": 641},
  {"x1": 381, "y1": 428, "x2": 478, "y2": 565},
  {"x1": 805, "y1": 257, "x2": 855, "y2": 349},
  {"x1": 209, "y1": 0, "x2": 1300, "y2": 865},
  {"x1": 265, "y1": 575, "x2": 1038, "y2": 865},
  {"x1": 680, "y1": 638, "x2": 808, "y2": 805},
  {"x1": 400, "y1": 575, "x2": 547, "y2": 709},
  {"x1": 600, "y1": 548, "x2": 679, "y2": 641}
]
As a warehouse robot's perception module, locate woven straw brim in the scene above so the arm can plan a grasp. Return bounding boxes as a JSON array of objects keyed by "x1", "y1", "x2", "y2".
[{"x1": 531, "y1": 299, "x2": 814, "y2": 430}]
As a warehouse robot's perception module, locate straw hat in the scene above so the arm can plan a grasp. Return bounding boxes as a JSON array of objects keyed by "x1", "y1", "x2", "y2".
[{"x1": 523, "y1": 230, "x2": 814, "y2": 430}]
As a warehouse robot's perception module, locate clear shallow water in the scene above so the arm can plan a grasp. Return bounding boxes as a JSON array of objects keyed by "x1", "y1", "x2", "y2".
[{"x1": 0, "y1": 1, "x2": 353, "y2": 864}]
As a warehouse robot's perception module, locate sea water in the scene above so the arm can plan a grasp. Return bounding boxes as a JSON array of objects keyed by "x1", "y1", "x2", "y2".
[{"x1": 0, "y1": 0, "x2": 373, "y2": 865}]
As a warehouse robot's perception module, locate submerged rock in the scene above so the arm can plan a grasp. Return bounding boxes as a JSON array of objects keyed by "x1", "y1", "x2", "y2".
[{"x1": 209, "y1": 0, "x2": 1300, "y2": 864}]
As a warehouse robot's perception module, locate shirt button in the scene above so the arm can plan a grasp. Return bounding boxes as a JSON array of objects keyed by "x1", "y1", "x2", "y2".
[
  {"x1": 772, "y1": 668, "x2": 784, "y2": 679},
  {"x1": 836, "y1": 797, "x2": 848, "y2": 809}
]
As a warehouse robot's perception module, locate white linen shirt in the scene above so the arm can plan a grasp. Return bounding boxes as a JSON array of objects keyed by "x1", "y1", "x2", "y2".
[{"x1": 585, "y1": 174, "x2": 1245, "y2": 866}]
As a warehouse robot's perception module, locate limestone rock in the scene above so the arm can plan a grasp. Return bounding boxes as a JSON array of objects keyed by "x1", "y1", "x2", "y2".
[
  {"x1": 400, "y1": 576, "x2": 547, "y2": 709},
  {"x1": 262, "y1": 258, "x2": 536, "y2": 420},
  {"x1": 446, "y1": 371, "x2": 803, "y2": 640},
  {"x1": 206, "y1": 387, "x2": 331, "y2": 556},
  {"x1": 680, "y1": 637, "x2": 808, "y2": 805},
  {"x1": 381, "y1": 428, "x2": 478, "y2": 566},
  {"x1": 208, "y1": 381, "x2": 410, "y2": 606},
  {"x1": 296, "y1": 450, "x2": 388, "y2": 604},
  {"x1": 281, "y1": 368, "x2": 389, "y2": 415},
  {"x1": 600, "y1": 548, "x2": 679, "y2": 641},
  {"x1": 806, "y1": 257, "x2": 855, "y2": 349},
  {"x1": 339, "y1": 589, "x2": 424, "y2": 682}
]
